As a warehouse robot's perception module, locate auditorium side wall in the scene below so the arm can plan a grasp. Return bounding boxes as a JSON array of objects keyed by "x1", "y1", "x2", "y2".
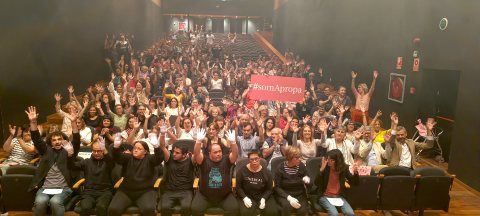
[
  {"x1": 0, "y1": 0, "x2": 163, "y2": 141},
  {"x1": 273, "y1": 0, "x2": 480, "y2": 190}
]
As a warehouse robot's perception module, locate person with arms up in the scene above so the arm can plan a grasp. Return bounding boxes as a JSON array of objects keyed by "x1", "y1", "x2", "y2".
[
  {"x1": 191, "y1": 128, "x2": 239, "y2": 216},
  {"x1": 27, "y1": 106, "x2": 80, "y2": 216},
  {"x1": 316, "y1": 149, "x2": 359, "y2": 216}
]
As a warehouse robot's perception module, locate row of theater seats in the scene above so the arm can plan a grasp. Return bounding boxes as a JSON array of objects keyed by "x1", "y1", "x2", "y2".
[
  {"x1": 212, "y1": 33, "x2": 268, "y2": 62},
  {"x1": 0, "y1": 143, "x2": 454, "y2": 215}
]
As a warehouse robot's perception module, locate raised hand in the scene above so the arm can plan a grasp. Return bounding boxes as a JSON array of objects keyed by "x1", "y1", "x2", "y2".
[
  {"x1": 132, "y1": 118, "x2": 141, "y2": 129},
  {"x1": 25, "y1": 106, "x2": 39, "y2": 122},
  {"x1": 354, "y1": 129, "x2": 363, "y2": 140},
  {"x1": 318, "y1": 118, "x2": 328, "y2": 132},
  {"x1": 54, "y1": 93, "x2": 62, "y2": 102},
  {"x1": 373, "y1": 70, "x2": 379, "y2": 79},
  {"x1": 390, "y1": 112, "x2": 399, "y2": 126},
  {"x1": 375, "y1": 110, "x2": 382, "y2": 118},
  {"x1": 95, "y1": 101, "x2": 102, "y2": 109},
  {"x1": 113, "y1": 133, "x2": 122, "y2": 148},
  {"x1": 102, "y1": 96, "x2": 109, "y2": 104},
  {"x1": 225, "y1": 130, "x2": 236, "y2": 143},
  {"x1": 62, "y1": 140, "x2": 74, "y2": 157},
  {"x1": 83, "y1": 99, "x2": 89, "y2": 108},
  {"x1": 98, "y1": 136, "x2": 106, "y2": 150},
  {"x1": 303, "y1": 115, "x2": 311, "y2": 123},
  {"x1": 159, "y1": 125, "x2": 168, "y2": 135},
  {"x1": 196, "y1": 128, "x2": 206, "y2": 142},
  {"x1": 68, "y1": 85, "x2": 74, "y2": 94},
  {"x1": 320, "y1": 156, "x2": 327, "y2": 172},
  {"x1": 8, "y1": 125, "x2": 16, "y2": 137},
  {"x1": 351, "y1": 71, "x2": 357, "y2": 79},
  {"x1": 144, "y1": 108, "x2": 151, "y2": 119},
  {"x1": 148, "y1": 133, "x2": 159, "y2": 148}
]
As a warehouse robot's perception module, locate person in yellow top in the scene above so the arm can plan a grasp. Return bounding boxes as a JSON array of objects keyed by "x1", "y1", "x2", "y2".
[
  {"x1": 361, "y1": 109, "x2": 390, "y2": 144},
  {"x1": 163, "y1": 83, "x2": 186, "y2": 107}
]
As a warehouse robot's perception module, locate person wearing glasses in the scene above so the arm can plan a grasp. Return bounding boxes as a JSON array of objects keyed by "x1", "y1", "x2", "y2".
[
  {"x1": 273, "y1": 146, "x2": 311, "y2": 216},
  {"x1": 72, "y1": 138, "x2": 114, "y2": 216},
  {"x1": 236, "y1": 151, "x2": 277, "y2": 216}
]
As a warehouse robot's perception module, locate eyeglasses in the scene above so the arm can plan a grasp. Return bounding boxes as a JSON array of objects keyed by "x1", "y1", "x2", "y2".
[{"x1": 249, "y1": 157, "x2": 260, "y2": 162}]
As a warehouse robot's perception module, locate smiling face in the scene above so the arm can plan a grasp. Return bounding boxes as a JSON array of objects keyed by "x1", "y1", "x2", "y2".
[
  {"x1": 334, "y1": 128, "x2": 346, "y2": 141},
  {"x1": 50, "y1": 135, "x2": 64, "y2": 150},
  {"x1": 302, "y1": 126, "x2": 312, "y2": 140}
]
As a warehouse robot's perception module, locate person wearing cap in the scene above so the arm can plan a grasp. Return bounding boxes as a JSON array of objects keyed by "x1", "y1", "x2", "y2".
[{"x1": 108, "y1": 134, "x2": 164, "y2": 216}]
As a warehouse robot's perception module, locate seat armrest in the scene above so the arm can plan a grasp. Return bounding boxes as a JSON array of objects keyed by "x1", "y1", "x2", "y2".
[
  {"x1": 154, "y1": 178, "x2": 162, "y2": 189},
  {"x1": 114, "y1": 177, "x2": 124, "y2": 189},
  {"x1": 72, "y1": 178, "x2": 86, "y2": 189},
  {"x1": 193, "y1": 178, "x2": 199, "y2": 189}
]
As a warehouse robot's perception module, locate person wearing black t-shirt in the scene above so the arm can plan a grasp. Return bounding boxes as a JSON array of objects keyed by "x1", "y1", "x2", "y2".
[
  {"x1": 108, "y1": 134, "x2": 163, "y2": 216},
  {"x1": 158, "y1": 126, "x2": 195, "y2": 216},
  {"x1": 191, "y1": 128, "x2": 239, "y2": 216},
  {"x1": 274, "y1": 146, "x2": 311, "y2": 216},
  {"x1": 236, "y1": 151, "x2": 278, "y2": 216},
  {"x1": 72, "y1": 139, "x2": 114, "y2": 216}
]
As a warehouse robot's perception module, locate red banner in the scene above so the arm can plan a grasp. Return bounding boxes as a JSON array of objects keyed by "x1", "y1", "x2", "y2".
[{"x1": 249, "y1": 75, "x2": 305, "y2": 102}]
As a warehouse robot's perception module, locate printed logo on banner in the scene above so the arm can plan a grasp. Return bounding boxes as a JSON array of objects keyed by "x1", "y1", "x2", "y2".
[{"x1": 249, "y1": 75, "x2": 305, "y2": 102}]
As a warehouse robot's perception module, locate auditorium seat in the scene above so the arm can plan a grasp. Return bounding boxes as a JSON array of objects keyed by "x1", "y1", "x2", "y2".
[
  {"x1": 378, "y1": 166, "x2": 416, "y2": 211},
  {"x1": 345, "y1": 175, "x2": 380, "y2": 210},
  {"x1": 0, "y1": 166, "x2": 37, "y2": 212},
  {"x1": 413, "y1": 167, "x2": 455, "y2": 215},
  {"x1": 269, "y1": 156, "x2": 286, "y2": 175},
  {"x1": 305, "y1": 157, "x2": 324, "y2": 212}
]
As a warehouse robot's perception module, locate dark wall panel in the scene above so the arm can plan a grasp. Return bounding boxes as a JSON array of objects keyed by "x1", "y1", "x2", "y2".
[
  {"x1": 0, "y1": 0, "x2": 163, "y2": 140},
  {"x1": 273, "y1": 0, "x2": 480, "y2": 190}
]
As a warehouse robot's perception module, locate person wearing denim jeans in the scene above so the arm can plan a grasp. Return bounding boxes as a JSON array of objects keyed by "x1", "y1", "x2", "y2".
[
  {"x1": 34, "y1": 188, "x2": 73, "y2": 216},
  {"x1": 315, "y1": 149, "x2": 359, "y2": 216},
  {"x1": 26, "y1": 106, "x2": 81, "y2": 216}
]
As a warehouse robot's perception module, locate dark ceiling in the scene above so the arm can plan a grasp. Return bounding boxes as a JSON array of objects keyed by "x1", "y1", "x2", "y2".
[{"x1": 162, "y1": 0, "x2": 274, "y2": 17}]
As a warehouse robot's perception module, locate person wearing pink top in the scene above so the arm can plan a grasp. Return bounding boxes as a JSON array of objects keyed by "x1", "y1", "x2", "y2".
[{"x1": 350, "y1": 70, "x2": 378, "y2": 123}]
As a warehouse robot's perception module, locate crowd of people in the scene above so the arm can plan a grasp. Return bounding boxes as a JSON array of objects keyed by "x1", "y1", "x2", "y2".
[{"x1": 1, "y1": 31, "x2": 437, "y2": 216}]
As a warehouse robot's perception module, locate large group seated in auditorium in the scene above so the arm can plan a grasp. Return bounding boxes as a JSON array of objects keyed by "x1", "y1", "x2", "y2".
[{"x1": 0, "y1": 30, "x2": 454, "y2": 216}]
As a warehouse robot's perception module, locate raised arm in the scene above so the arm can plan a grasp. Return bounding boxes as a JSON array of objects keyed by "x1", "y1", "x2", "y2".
[
  {"x1": 3, "y1": 125, "x2": 18, "y2": 153},
  {"x1": 368, "y1": 70, "x2": 378, "y2": 95},
  {"x1": 225, "y1": 130, "x2": 239, "y2": 163},
  {"x1": 54, "y1": 93, "x2": 62, "y2": 113},
  {"x1": 159, "y1": 125, "x2": 170, "y2": 162},
  {"x1": 193, "y1": 128, "x2": 206, "y2": 165},
  {"x1": 351, "y1": 71, "x2": 359, "y2": 97},
  {"x1": 25, "y1": 106, "x2": 46, "y2": 155}
]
